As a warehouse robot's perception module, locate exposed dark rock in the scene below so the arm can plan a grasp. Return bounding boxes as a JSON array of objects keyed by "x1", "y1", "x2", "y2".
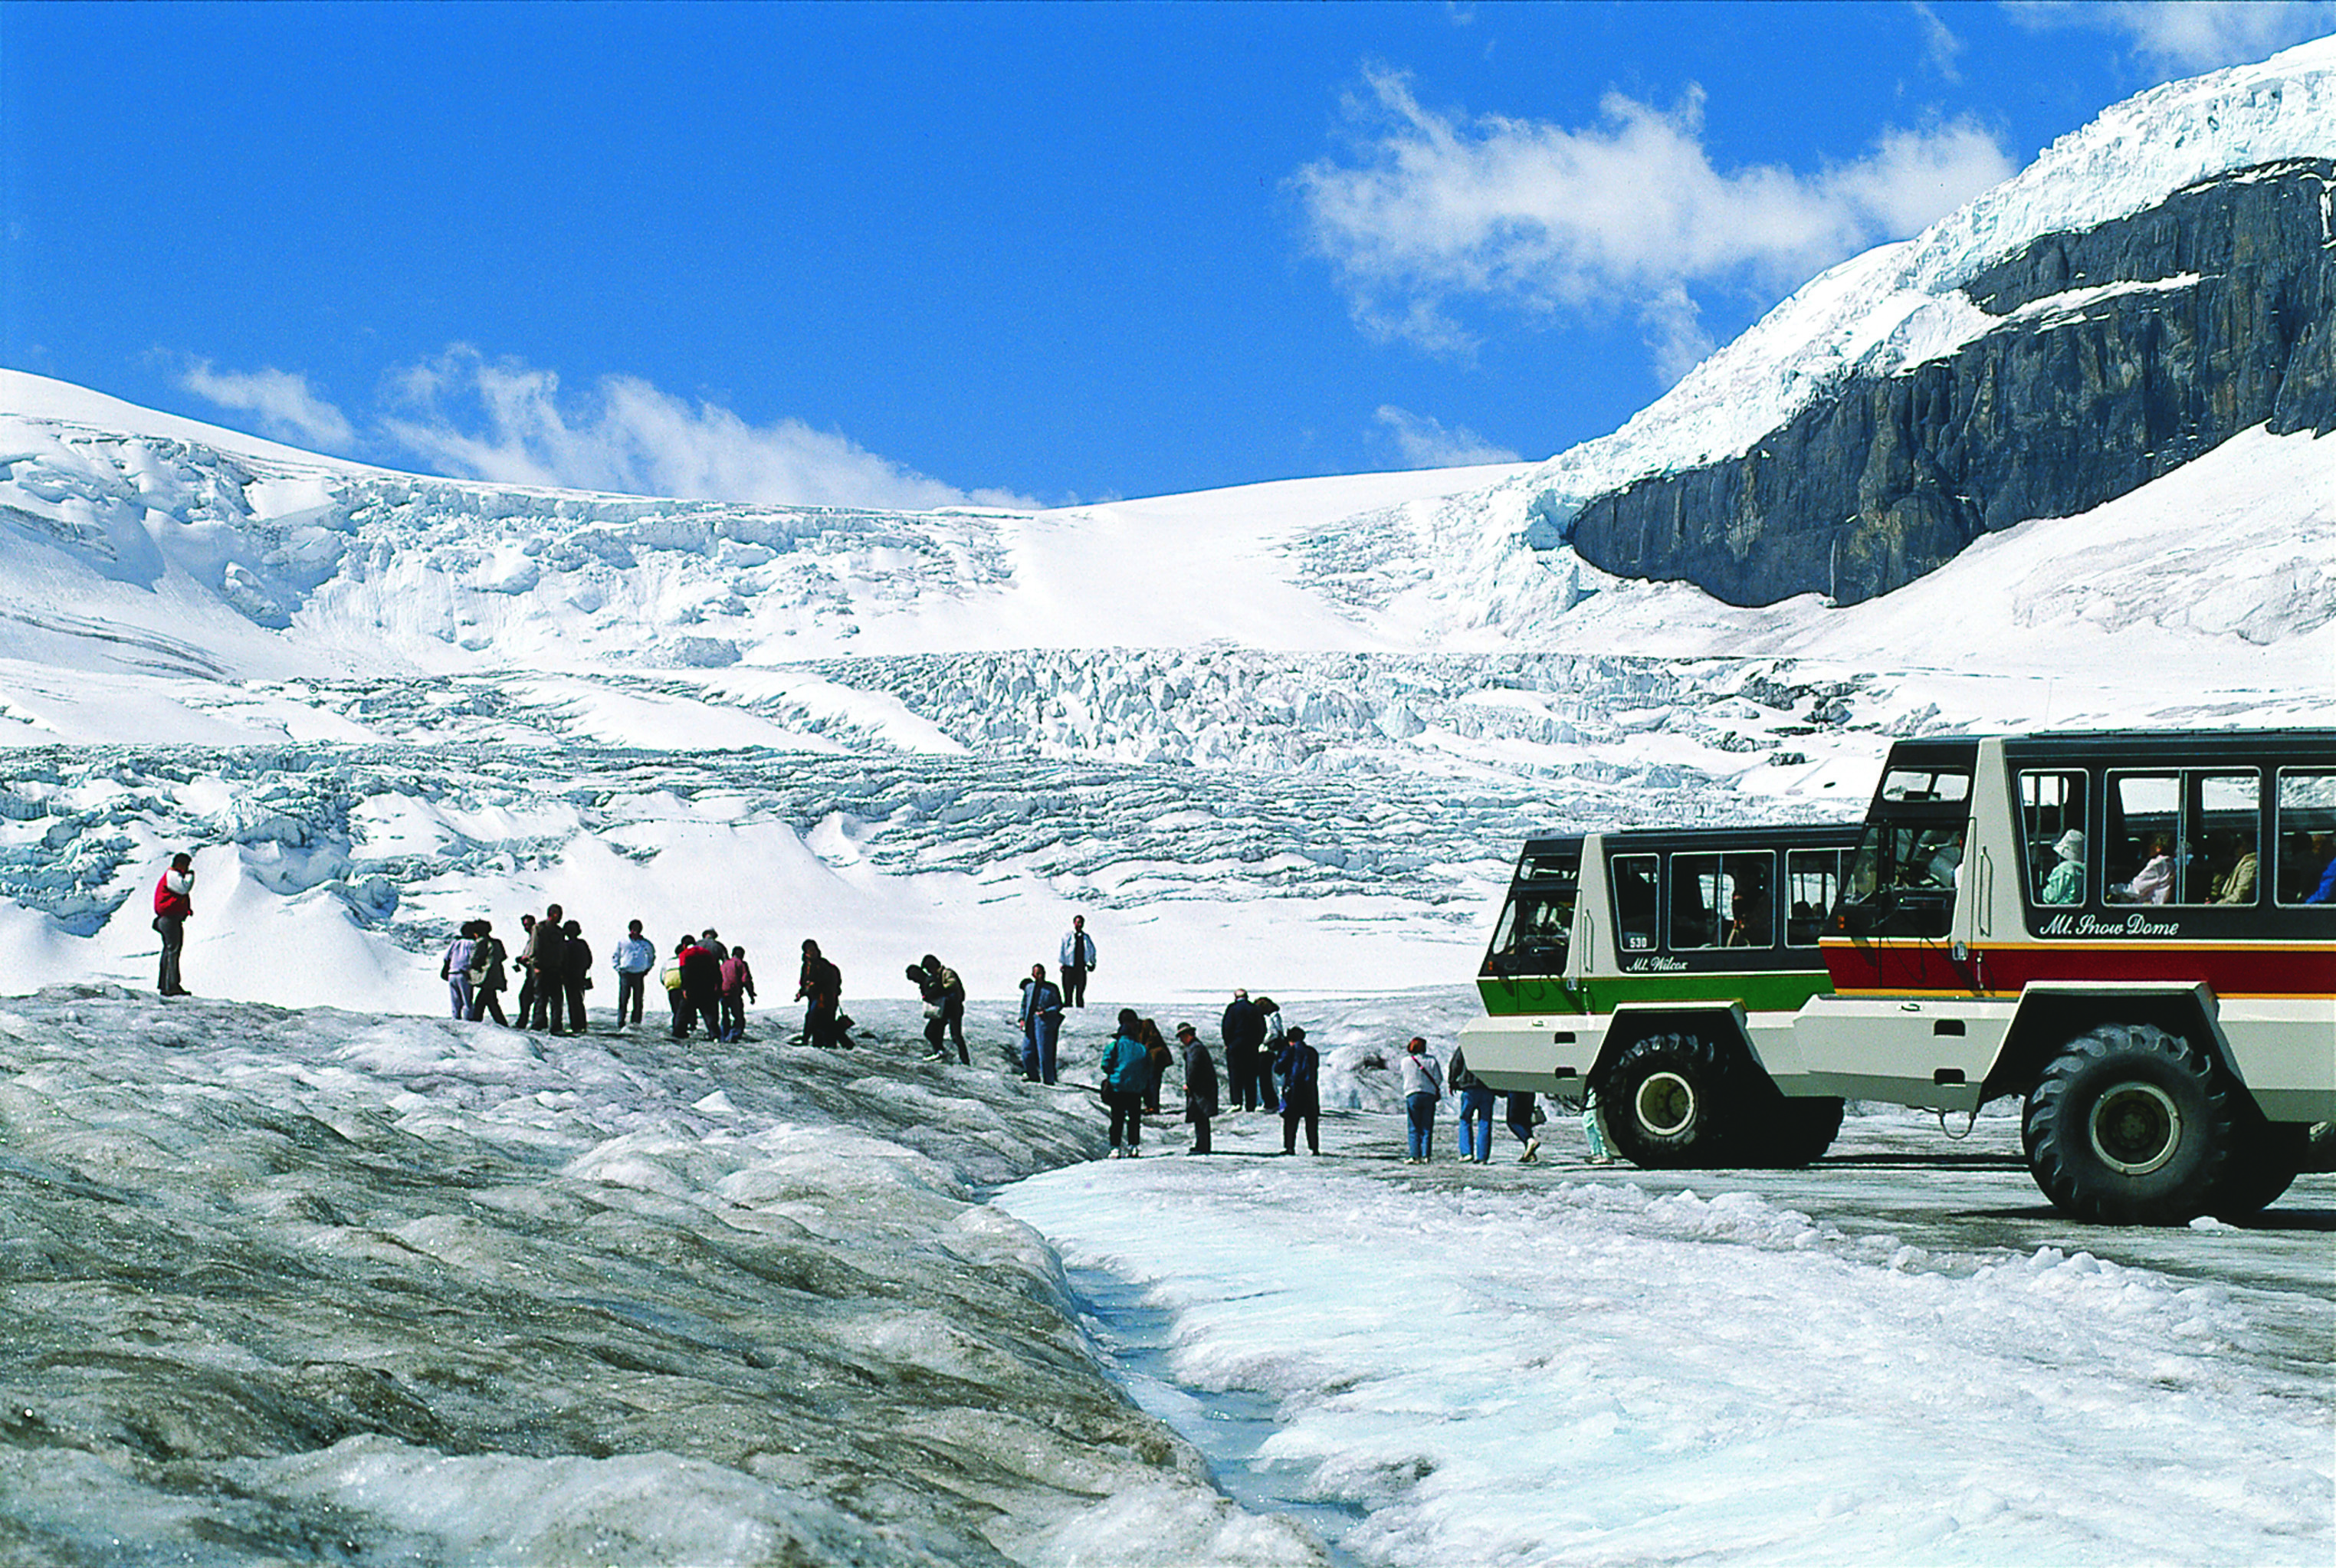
[{"x1": 1568, "y1": 159, "x2": 2336, "y2": 606}]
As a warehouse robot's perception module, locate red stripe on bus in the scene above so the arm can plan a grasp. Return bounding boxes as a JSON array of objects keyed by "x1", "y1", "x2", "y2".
[{"x1": 1821, "y1": 943, "x2": 2336, "y2": 996}]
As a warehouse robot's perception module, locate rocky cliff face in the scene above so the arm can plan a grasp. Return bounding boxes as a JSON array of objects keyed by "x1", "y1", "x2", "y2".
[{"x1": 1567, "y1": 159, "x2": 2336, "y2": 607}]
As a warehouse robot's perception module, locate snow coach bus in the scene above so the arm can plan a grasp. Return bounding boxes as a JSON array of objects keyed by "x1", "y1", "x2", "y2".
[
  {"x1": 1464, "y1": 728, "x2": 2336, "y2": 1224},
  {"x1": 1460, "y1": 822, "x2": 1865, "y2": 1168},
  {"x1": 1798, "y1": 727, "x2": 2335, "y2": 1223}
]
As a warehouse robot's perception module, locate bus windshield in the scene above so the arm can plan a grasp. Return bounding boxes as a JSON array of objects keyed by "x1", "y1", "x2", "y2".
[
  {"x1": 1482, "y1": 861, "x2": 1580, "y2": 977},
  {"x1": 1834, "y1": 802, "x2": 1967, "y2": 939}
]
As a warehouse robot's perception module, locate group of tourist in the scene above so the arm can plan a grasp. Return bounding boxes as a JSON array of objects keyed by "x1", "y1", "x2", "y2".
[
  {"x1": 1091, "y1": 1004, "x2": 1321, "y2": 1160},
  {"x1": 430, "y1": 905, "x2": 863, "y2": 1048}
]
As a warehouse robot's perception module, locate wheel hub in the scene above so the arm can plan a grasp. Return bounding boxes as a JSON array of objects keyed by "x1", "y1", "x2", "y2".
[
  {"x1": 1635, "y1": 1071, "x2": 1698, "y2": 1138},
  {"x1": 2089, "y1": 1081, "x2": 2181, "y2": 1175}
]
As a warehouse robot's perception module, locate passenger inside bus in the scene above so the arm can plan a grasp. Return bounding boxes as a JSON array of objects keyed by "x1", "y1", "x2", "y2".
[
  {"x1": 2208, "y1": 832, "x2": 2259, "y2": 904},
  {"x1": 1725, "y1": 869, "x2": 1773, "y2": 946},
  {"x1": 2306, "y1": 835, "x2": 2336, "y2": 904},
  {"x1": 2114, "y1": 835, "x2": 2176, "y2": 904},
  {"x1": 2040, "y1": 829, "x2": 2085, "y2": 904}
]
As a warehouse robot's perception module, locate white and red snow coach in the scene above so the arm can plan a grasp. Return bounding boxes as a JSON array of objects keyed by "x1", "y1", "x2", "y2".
[{"x1": 1801, "y1": 728, "x2": 2334, "y2": 1222}]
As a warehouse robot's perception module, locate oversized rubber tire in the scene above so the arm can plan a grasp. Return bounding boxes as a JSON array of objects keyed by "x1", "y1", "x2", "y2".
[
  {"x1": 1598, "y1": 1032, "x2": 1753, "y2": 1169},
  {"x1": 2208, "y1": 1120, "x2": 2309, "y2": 1220},
  {"x1": 2023, "y1": 1023, "x2": 2234, "y2": 1225},
  {"x1": 1761, "y1": 1097, "x2": 1845, "y2": 1167}
]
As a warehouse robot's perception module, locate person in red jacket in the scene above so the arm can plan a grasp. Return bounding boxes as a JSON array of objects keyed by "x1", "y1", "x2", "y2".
[{"x1": 152, "y1": 853, "x2": 195, "y2": 997}]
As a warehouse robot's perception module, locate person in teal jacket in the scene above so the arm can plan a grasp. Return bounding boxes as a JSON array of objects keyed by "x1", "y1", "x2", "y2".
[{"x1": 1100, "y1": 1009, "x2": 1150, "y2": 1157}]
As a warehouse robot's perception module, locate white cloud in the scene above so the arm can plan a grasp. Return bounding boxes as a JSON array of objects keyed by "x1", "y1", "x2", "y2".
[
  {"x1": 2010, "y1": 2, "x2": 2336, "y2": 74},
  {"x1": 1373, "y1": 405, "x2": 1520, "y2": 469},
  {"x1": 379, "y1": 348, "x2": 1033, "y2": 512},
  {"x1": 1292, "y1": 71, "x2": 2016, "y2": 376},
  {"x1": 1913, "y1": 2, "x2": 1966, "y2": 82},
  {"x1": 180, "y1": 361, "x2": 355, "y2": 449}
]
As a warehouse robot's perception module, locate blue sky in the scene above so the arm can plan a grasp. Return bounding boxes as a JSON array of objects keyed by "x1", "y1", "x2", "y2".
[{"x1": 3, "y1": 1, "x2": 2331, "y2": 509}]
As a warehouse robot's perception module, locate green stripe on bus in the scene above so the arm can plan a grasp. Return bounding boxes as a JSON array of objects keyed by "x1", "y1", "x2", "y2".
[{"x1": 1478, "y1": 970, "x2": 1833, "y2": 1015}]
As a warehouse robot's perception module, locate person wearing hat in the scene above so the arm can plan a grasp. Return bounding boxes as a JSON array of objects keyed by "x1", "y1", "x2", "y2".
[
  {"x1": 1276, "y1": 1024, "x2": 1321, "y2": 1156},
  {"x1": 1397, "y1": 1036, "x2": 1443, "y2": 1163},
  {"x1": 2041, "y1": 828, "x2": 2085, "y2": 905},
  {"x1": 1100, "y1": 1008, "x2": 1150, "y2": 1156},
  {"x1": 1176, "y1": 1022, "x2": 1219, "y2": 1154}
]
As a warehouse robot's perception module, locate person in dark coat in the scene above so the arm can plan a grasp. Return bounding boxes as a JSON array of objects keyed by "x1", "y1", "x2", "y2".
[
  {"x1": 1177, "y1": 1022, "x2": 1219, "y2": 1155},
  {"x1": 524, "y1": 905, "x2": 569, "y2": 1033},
  {"x1": 1504, "y1": 1090, "x2": 1542, "y2": 1164},
  {"x1": 1277, "y1": 1025, "x2": 1321, "y2": 1155},
  {"x1": 1221, "y1": 989, "x2": 1265, "y2": 1112},
  {"x1": 797, "y1": 939, "x2": 843, "y2": 1050},
  {"x1": 678, "y1": 937, "x2": 723, "y2": 1039},
  {"x1": 467, "y1": 919, "x2": 509, "y2": 1025},
  {"x1": 1139, "y1": 1018, "x2": 1172, "y2": 1114},
  {"x1": 561, "y1": 919, "x2": 592, "y2": 1035}
]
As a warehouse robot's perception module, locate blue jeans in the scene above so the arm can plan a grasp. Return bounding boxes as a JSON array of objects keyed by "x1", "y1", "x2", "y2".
[
  {"x1": 1406, "y1": 1092, "x2": 1438, "y2": 1160},
  {"x1": 1506, "y1": 1092, "x2": 1537, "y2": 1146},
  {"x1": 1458, "y1": 1086, "x2": 1494, "y2": 1161},
  {"x1": 1023, "y1": 1015, "x2": 1061, "y2": 1084}
]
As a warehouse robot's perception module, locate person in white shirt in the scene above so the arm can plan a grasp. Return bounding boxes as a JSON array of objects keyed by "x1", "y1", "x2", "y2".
[
  {"x1": 610, "y1": 919, "x2": 658, "y2": 1027},
  {"x1": 1059, "y1": 915, "x2": 1097, "y2": 1007},
  {"x1": 1397, "y1": 1037, "x2": 1443, "y2": 1163}
]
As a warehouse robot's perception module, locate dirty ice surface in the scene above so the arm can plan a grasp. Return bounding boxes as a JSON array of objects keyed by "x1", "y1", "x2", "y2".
[{"x1": 0, "y1": 988, "x2": 1326, "y2": 1568}]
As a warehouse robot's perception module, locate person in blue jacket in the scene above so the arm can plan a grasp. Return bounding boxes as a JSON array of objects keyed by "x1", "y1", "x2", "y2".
[
  {"x1": 1019, "y1": 964, "x2": 1065, "y2": 1084},
  {"x1": 1100, "y1": 1009, "x2": 1149, "y2": 1156}
]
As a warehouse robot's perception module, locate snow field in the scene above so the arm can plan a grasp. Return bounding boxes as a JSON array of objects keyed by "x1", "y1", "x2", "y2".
[{"x1": 998, "y1": 1156, "x2": 2334, "y2": 1567}]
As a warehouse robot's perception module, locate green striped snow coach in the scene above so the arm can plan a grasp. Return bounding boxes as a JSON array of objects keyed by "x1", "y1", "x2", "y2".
[{"x1": 1461, "y1": 822, "x2": 1861, "y2": 1168}]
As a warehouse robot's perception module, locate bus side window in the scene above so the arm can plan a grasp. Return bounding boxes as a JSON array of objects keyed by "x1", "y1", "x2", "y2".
[
  {"x1": 1613, "y1": 855, "x2": 1658, "y2": 951},
  {"x1": 1786, "y1": 848, "x2": 1842, "y2": 945},
  {"x1": 2106, "y1": 773, "x2": 2179, "y2": 904},
  {"x1": 2021, "y1": 770, "x2": 2087, "y2": 907},
  {"x1": 1722, "y1": 851, "x2": 1774, "y2": 948},
  {"x1": 2275, "y1": 769, "x2": 2336, "y2": 906},
  {"x1": 1670, "y1": 854, "x2": 1723, "y2": 950},
  {"x1": 2181, "y1": 772, "x2": 2259, "y2": 906}
]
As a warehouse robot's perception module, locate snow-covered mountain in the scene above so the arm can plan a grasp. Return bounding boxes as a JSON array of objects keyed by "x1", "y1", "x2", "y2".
[
  {"x1": 0, "y1": 42, "x2": 2329, "y2": 1012},
  {"x1": 1491, "y1": 34, "x2": 2336, "y2": 599}
]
